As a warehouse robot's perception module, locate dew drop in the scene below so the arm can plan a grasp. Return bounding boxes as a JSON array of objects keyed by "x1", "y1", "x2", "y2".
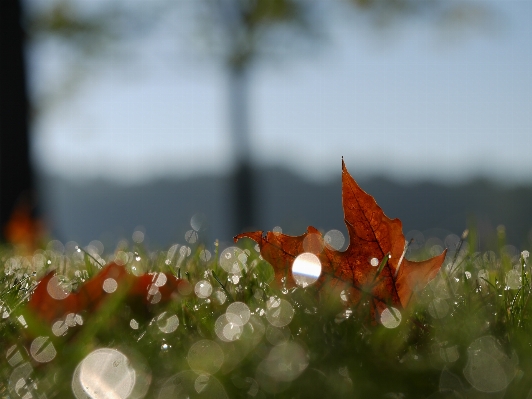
[{"x1": 194, "y1": 280, "x2": 212, "y2": 298}]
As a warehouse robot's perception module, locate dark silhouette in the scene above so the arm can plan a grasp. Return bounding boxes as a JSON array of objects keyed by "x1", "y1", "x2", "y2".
[{"x1": 0, "y1": 0, "x2": 36, "y2": 243}]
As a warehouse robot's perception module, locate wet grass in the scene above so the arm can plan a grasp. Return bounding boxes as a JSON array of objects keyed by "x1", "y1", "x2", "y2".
[{"x1": 0, "y1": 228, "x2": 531, "y2": 398}]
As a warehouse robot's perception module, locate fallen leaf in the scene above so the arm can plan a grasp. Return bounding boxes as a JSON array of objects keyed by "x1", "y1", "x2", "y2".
[
  {"x1": 27, "y1": 262, "x2": 189, "y2": 325},
  {"x1": 235, "y1": 160, "x2": 447, "y2": 315}
]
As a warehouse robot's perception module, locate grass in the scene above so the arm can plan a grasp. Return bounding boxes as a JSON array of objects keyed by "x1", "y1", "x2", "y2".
[{"x1": 0, "y1": 227, "x2": 531, "y2": 398}]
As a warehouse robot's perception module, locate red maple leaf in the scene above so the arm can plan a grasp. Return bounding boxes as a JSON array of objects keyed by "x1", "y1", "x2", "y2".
[
  {"x1": 26, "y1": 262, "x2": 190, "y2": 325},
  {"x1": 235, "y1": 160, "x2": 447, "y2": 316}
]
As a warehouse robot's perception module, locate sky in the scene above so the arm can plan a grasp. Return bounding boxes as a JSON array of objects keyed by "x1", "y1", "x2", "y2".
[{"x1": 29, "y1": 0, "x2": 532, "y2": 185}]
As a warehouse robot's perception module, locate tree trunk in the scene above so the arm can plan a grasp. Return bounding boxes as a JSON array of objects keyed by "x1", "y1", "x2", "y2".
[
  {"x1": 228, "y1": 64, "x2": 256, "y2": 234},
  {"x1": 0, "y1": 0, "x2": 35, "y2": 241}
]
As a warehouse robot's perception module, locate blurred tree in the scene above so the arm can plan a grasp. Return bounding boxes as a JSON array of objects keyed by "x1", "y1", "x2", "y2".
[
  {"x1": 193, "y1": 0, "x2": 320, "y2": 233},
  {"x1": 191, "y1": 0, "x2": 488, "y2": 234},
  {"x1": 0, "y1": 0, "x2": 37, "y2": 246},
  {"x1": 5, "y1": 0, "x2": 490, "y2": 243}
]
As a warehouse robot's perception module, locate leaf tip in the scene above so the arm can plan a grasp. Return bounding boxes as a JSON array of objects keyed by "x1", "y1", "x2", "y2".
[{"x1": 234, "y1": 231, "x2": 263, "y2": 244}]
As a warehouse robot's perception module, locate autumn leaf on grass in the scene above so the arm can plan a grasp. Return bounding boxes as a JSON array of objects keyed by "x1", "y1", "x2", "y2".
[
  {"x1": 235, "y1": 160, "x2": 447, "y2": 317},
  {"x1": 26, "y1": 262, "x2": 191, "y2": 326}
]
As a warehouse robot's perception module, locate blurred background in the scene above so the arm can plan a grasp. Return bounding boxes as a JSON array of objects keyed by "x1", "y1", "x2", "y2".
[{"x1": 1, "y1": 0, "x2": 531, "y2": 253}]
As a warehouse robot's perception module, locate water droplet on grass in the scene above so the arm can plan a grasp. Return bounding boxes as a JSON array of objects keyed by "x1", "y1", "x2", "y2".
[{"x1": 195, "y1": 280, "x2": 212, "y2": 298}]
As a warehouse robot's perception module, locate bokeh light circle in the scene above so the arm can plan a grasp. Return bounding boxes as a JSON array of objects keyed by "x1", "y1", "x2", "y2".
[
  {"x1": 324, "y1": 229, "x2": 345, "y2": 250},
  {"x1": 195, "y1": 280, "x2": 213, "y2": 298},
  {"x1": 187, "y1": 340, "x2": 224, "y2": 374},
  {"x1": 463, "y1": 336, "x2": 517, "y2": 393},
  {"x1": 47, "y1": 276, "x2": 71, "y2": 300},
  {"x1": 265, "y1": 298, "x2": 294, "y2": 327},
  {"x1": 76, "y1": 348, "x2": 135, "y2": 399},
  {"x1": 380, "y1": 307, "x2": 402, "y2": 328},
  {"x1": 30, "y1": 336, "x2": 56, "y2": 363},
  {"x1": 220, "y1": 247, "x2": 245, "y2": 274},
  {"x1": 215, "y1": 314, "x2": 243, "y2": 342},
  {"x1": 226, "y1": 302, "x2": 250, "y2": 326},
  {"x1": 103, "y1": 278, "x2": 118, "y2": 293},
  {"x1": 157, "y1": 312, "x2": 179, "y2": 334},
  {"x1": 158, "y1": 370, "x2": 228, "y2": 399},
  {"x1": 292, "y1": 253, "x2": 321, "y2": 287}
]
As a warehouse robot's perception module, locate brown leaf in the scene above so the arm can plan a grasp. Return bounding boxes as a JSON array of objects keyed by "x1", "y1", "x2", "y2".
[
  {"x1": 235, "y1": 160, "x2": 446, "y2": 314},
  {"x1": 27, "y1": 262, "x2": 189, "y2": 325}
]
